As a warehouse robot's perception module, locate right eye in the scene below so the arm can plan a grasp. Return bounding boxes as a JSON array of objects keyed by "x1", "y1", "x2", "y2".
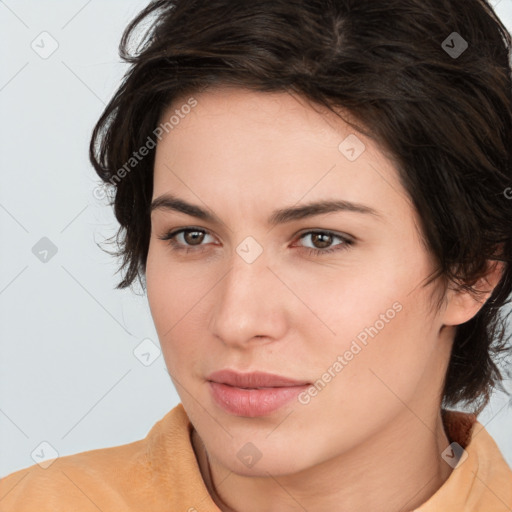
[{"x1": 158, "y1": 227, "x2": 216, "y2": 254}]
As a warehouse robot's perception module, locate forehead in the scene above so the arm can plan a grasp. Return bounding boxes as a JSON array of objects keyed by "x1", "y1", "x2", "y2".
[
  {"x1": 159, "y1": 87, "x2": 358, "y2": 148},
  {"x1": 152, "y1": 87, "x2": 413, "y2": 224}
]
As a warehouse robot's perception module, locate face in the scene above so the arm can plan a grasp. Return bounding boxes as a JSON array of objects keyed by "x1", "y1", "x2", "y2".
[{"x1": 146, "y1": 87, "x2": 454, "y2": 477}]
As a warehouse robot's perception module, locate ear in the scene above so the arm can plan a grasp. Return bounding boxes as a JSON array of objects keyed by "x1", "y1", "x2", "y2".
[{"x1": 441, "y1": 259, "x2": 505, "y2": 326}]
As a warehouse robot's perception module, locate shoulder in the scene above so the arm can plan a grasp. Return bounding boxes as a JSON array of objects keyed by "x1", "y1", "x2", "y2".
[
  {"x1": 0, "y1": 437, "x2": 151, "y2": 512},
  {"x1": 0, "y1": 406, "x2": 189, "y2": 512},
  {"x1": 426, "y1": 410, "x2": 512, "y2": 511}
]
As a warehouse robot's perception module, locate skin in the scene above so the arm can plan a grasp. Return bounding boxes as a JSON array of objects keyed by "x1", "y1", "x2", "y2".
[{"x1": 145, "y1": 86, "x2": 498, "y2": 512}]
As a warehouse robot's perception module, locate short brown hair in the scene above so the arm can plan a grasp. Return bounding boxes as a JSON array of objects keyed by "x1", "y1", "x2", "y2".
[{"x1": 89, "y1": 0, "x2": 512, "y2": 414}]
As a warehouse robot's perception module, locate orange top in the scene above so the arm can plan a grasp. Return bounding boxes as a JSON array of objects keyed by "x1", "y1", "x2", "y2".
[{"x1": 0, "y1": 403, "x2": 511, "y2": 511}]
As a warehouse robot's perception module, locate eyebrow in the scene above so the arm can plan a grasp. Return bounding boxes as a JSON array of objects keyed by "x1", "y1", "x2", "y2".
[{"x1": 150, "y1": 193, "x2": 382, "y2": 226}]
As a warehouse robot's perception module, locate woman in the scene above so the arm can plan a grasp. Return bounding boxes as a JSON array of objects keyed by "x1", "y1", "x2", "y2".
[{"x1": 1, "y1": 0, "x2": 512, "y2": 510}]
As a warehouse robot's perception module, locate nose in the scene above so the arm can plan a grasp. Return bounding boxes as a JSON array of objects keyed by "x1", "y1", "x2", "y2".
[{"x1": 208, "y1": 249, "x2": 289, "y2": 349}]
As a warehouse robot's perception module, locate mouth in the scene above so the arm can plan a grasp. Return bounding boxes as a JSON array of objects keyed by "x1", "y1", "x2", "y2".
[
  {"x1": 207, "y1": 369, "x2": 310, "y2": 388},
  {"x1": 206, "y1": 369, "x2": 311, "y2": 417}
]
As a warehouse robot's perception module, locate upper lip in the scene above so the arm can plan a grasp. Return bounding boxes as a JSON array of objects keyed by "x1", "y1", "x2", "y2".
[{"x1": 207, "y1": 369, "x2": 310, "y2": 388}]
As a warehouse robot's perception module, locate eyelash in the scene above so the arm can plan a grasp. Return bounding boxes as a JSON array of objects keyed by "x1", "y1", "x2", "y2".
[{"x1": 157, "y1": 227, "x2": 354, "y2": 257}]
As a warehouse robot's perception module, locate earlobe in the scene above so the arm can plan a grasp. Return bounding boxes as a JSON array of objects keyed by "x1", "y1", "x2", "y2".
[{"x1": 441, "y1": 260, "x2": 504, "y2": 327}]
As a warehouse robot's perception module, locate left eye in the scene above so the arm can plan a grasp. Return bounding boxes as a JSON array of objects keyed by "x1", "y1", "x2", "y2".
[
  {"x1": 296, "y1": 231, "x2": 353, "y2": 255},
  {"x1": 158, "y1": 228, "x2": 354, "y2": 256}
]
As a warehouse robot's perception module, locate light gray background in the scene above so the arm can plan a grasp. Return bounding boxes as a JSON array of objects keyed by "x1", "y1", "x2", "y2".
[{"x1": 1, "y1": 0, "x2": 511, "y2": 478}]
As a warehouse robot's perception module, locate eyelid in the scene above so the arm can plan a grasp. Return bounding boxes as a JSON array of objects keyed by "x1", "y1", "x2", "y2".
[
  {"x1": 159, "y1": 226, "x2": 354, "y2": 243},
  {"x1": 164, "y1": 227, "x2": 217, "y2": 245},
  {"x1": 158, "y1": 226, "x2": 355, "y2": 255},
  {"x1": 293, "y1": 228, "x2": 356, "y2": 244}
]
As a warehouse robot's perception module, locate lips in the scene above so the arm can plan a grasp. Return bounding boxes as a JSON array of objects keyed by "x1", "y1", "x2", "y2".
[
  {"x1": 207, "y1": 369, "x2": 310, "y2": 388},
  {"x1": 207, "y1": 370, "x2": 311, "y2": 417}
]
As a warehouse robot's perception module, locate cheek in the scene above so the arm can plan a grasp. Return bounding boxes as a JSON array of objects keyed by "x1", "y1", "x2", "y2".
[
  {"x1": 145, "y1": 243, "x2": 169, "y2": 331},
  {"x1": 310, "y1": 255, "x2": 438, "y2": 399},
  {"x1": 145, "y1": 245, "x2": 210, "y2": 374},
  {"x1": 308, "y1": 262, "x2": 406, "y2": 350},
  {"x1": 316, "y1": 286, "x2": 441, "y2": 424},
  {"x1": 146, "y1": 242, "x2": 195, "y2": 331}
]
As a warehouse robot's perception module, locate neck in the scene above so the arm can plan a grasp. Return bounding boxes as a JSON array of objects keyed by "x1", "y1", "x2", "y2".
[{"x1": 192, "y1": 408, "x2": 454, "y2": 512}]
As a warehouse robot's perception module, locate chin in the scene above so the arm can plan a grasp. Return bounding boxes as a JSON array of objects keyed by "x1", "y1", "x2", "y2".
[{"x1": 213, "y1": 445, "x2": 314, "y2": 478}]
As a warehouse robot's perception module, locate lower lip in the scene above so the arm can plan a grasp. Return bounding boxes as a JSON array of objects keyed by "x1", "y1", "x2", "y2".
[{"x1": 208, "y1": 381, "x2": 310, "y2": 417}]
